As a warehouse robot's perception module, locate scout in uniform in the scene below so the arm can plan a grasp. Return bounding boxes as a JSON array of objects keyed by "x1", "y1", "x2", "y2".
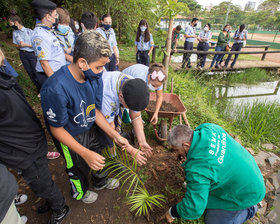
[
  {"x1": 182, "y1": 18, "x2": 199, "y2": 69},
  {"x1": 165, "y1": 124, "x2": 265, "y2": 224},
  {"x1": 197, "y1": 23, "x2": 212, "y2": 69},
  {"x1": 31, "y1": 0, "x2": 66, "y2": 88},
  {"x1": 224, "y1": 24, "x2": 248, "y2": 68},
  {"x1": 8, "y1": 14, "x2": 41, "y2": 92},
  {"x1": 122, "y1": 63, "x2": 166, "y2": 125},
  {"x1": 97, "y1": 71, "x2": 152, "y2": 163},
  {"x1": 55, "y1": 8, "x2": 75, "y2": 64},
  {"x1": 96, "y1": 14, "x2": 119, "y2": 71},
  {"x1": 135, "y1": 19, "x2": 154, "y2": 66},
  {"x1": 40, "y1": 30, "x2": 140, "y2": 204}
]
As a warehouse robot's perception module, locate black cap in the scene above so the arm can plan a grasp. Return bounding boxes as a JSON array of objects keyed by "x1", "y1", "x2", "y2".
[
  {"x1": 122, "y1": 79, "x2": 149, "y2": 111},
  {"x1": 31, "y1": 0, "x2": 57, "y2": 10}
]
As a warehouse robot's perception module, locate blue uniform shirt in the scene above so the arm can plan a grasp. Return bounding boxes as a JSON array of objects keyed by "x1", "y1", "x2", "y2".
[
  {"x1": 40, "y1": 65, "x2": 103, "y2": 137},
  {"x1": 185, "y1": 25, "x2": 196, "y2": 43},
  {"x1": 31, "y1": 24, "x2": 66, "y2": 73},
  {"x1": 0, "y1": 59, "x2": 19, "y2": 77},
  {"x1": 135, "y1": 33, "x2": 154, "y2": 51},
  {"x1": 233, "y1": 30, "x2": 248, "y2": 44},
  {"x1": 96, "y1": 27, "x2": 118, "y2": 54},
  {"x1": 101, "y1": 71, "x2": 134, "y2": 123},
  {"x1": 12, "y1": 26, "x2": 34, "y2": 52},
  {"x1": 122, "y1": 64, "x2": 163, "y2": 91},
  {"x1": 198, "y1": 30, "x2": 212, "y2": 44}
]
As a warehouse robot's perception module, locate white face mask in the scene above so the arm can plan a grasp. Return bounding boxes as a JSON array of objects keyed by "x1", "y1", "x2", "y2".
[
  {"x1": 75, "y1": 24, "x2": 79, "y2": 30},
  {"x1": 204, "y1": 27, "x2": 209, "y2": 32},
  {"x1": 140, "y1": 26, "x2": 147, "y2": 32},
  {"x1": 148, "y1": 83, "x2": 157, "y2": 91}
]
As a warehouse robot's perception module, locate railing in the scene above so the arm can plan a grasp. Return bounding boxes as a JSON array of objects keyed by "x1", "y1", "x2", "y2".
[{"x1": 151, "y1": 45, "x2": 272, "y2": 63}]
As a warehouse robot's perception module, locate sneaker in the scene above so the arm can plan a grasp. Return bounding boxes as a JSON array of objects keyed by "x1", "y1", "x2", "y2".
[
  {"x1": 15, "y1": 194, "x2": 28, "y2": 206},
  {"x1": 94, "y1": 178, "x2": 120, "y2": 191},
  {"x1": 21, "y1": 216, "x2": 28, "y2": 224},
  {"x1": 81, "y1": 191, "x2": 98, "y2": 204},
  {"x1": 47, "y1": 152, "x2": 60, "y2": 160},
  {"x1": 48, "y1": 205, "x2": 70, "y2": 224}
]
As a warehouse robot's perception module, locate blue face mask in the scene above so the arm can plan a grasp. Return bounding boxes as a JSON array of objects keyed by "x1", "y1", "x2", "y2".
[
  {"x1": 82, "y1": 61, "x2": 103, "y2": 81},
  {"x1": 58, "y1": 24, "x2": 69, "y2": 34},
  {"x1": 103, "y1": 24, "x2": 111, "y2": 30}
]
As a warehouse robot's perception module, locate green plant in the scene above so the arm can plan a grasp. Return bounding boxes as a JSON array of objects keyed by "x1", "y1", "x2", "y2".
[{"x1": 103, "y1": 147, "x2": 166, "y2": 216}]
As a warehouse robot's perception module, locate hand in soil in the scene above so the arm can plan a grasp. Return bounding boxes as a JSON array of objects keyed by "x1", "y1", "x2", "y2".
[
  {"x1": 83, "y1": 150, "x2": 105, "y2": 170},
  {"x1": 129, "y1": 148, "x2": 147, "y2": 165},
  {"x1": 139, "y1": 142, "x2": 153, "y2": 157},
  {"x1": 164, "y1": 210, "x2": 175, "y2": 223}
]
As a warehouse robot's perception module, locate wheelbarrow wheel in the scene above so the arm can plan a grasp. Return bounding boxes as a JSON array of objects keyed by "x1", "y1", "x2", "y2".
[{"x1": 159, "y1": 120, "x2": 168, "y2": 140}]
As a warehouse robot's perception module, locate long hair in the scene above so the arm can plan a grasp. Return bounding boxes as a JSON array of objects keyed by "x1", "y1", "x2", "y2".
[
  {"x1": 223, "y1": 24, "x2": 230, "y2": 32},
  {"x1": 136, "y1": 19, "x2": 150, "y2": 42},
  {"x1": 239, "y1": 24, "x2": 245, "y2": 33}
]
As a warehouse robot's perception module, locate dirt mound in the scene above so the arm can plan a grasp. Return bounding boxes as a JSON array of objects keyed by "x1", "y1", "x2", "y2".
[{"x1": 147, "y1": 101, "x2": 178, "y2": 112}]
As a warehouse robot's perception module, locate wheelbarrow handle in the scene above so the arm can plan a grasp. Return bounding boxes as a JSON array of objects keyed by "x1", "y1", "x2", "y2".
[{"x1": 152, "y1": 124, "x2": 168, "y2": 142}]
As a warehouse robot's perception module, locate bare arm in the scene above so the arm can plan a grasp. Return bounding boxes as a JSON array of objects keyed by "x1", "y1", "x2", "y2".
[
  {"x1": 130, "y1": 111, "x2": 153, "y2": 157},
  {"x1": 50, "y1": 126, "x2": 105, "y2": 170},
  {"x1": 40, "y1": 60, "x2": 54, "y2": 77},
  {"x1": 150, "y1": 89, "x2": 163, "y2": 125},
  {"x1": 19, "y1": 41, "x2": 32, "y2": 48},
  {"x1": 65, "y1": 54, "x2": 73, "y2": 63},
  {"x1": 148, "y1": 46, "x2": 153, "y2": 56},
  {"x1": 113, "y1": 46, "x2": 119, "y2": 65}
]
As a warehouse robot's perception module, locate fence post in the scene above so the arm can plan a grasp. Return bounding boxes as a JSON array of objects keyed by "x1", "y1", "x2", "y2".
[
  {"x1": 261, "y1": 46, "x2": 269, "y2": 61},
  {"x1": 151, "y1": 47, "x2": 156, "y2": 63},
  {"x1": 273, "y1": 30, "x2": 278, "y2": 43}
]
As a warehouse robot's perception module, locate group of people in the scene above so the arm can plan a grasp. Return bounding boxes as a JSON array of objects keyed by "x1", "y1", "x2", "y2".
[
  {"x1": 171, "y1": 18, "x2": 248, "y2": 69},
  {"x1": 0, "y1": 1, "x2": 265, "y2": 224}
]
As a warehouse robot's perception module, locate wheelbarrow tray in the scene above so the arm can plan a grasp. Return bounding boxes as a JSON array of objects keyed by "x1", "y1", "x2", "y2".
[{"x1": 145, "y1": 92, "x2": 186, "y2": 119}]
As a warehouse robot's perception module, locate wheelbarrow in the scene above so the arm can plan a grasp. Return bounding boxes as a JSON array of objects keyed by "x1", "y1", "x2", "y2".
[{"x1": 145, "y1": 87, "x2": 189, "y2": 142}]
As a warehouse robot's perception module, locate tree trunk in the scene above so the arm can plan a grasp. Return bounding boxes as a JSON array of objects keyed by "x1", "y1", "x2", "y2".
[{"x1": 163, "y1": 17, "x2": 174, "y2": 91}]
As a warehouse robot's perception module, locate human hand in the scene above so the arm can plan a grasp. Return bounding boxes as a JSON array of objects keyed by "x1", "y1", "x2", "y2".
[
  {"x1": 174, "y1": 48, "x2": 177, "y2": 52},
  {"x1": 139, "y1": 142, "x2": 153, "y2": 157},
  {"x1": 83, "y1": 150, "x2": 105, "y2": 171},
  {"x1": 66, "y1": 47, "x2": 72, "y2": 54},
  {"x1": 113, "y1": 135, "x2": 129, "y2": 150},
  {"x1": 165, "y1": 210, "x2": 175, "y2": 223},
  {"x1": 150, "y1": 113, "x2": 158, "y2": 125},
  {"x1": 115, "y1": 57, "x2": 119, "y2": 65},
  {"x1": 128, "y1": 146, "x2": 147, "y2": 165}
]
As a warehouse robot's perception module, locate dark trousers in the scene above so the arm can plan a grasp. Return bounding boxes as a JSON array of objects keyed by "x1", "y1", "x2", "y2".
[
  {"x1": 197, "y1": 42, "x2": 209, "y2": 68},
  {"x1": 136, "y1": 50, "x2": 150, "y2": 66},
  {"x1": 182, "y1": 41, "x2": 194, "y2": 68},
  {"x1": 37, "y1": 72, "x2": 48, "y2": 89},
  {"x1": 53, "y1": 125, "x2": 107, "y2": 200},
  {"x1": 225, "y1": 43, "x2": 243, "y2": 67},
  {"x1": 105, "y1": 54, "x2": 119, "y2": 71},
  {"x1": 21, "y1": 155, "x2": 65, "y2": 212},
  {"x1": 19, "y1": 51, "x2": 41, "y2": 92}
]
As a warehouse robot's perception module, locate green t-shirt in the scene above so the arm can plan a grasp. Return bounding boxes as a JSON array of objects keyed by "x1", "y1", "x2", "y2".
[
  {"x1": 176, "y1": 123, "x2": 265, "y2": 220},
  {"x1": 216, "y1": 31, "x2": 230, "y2": 47}
]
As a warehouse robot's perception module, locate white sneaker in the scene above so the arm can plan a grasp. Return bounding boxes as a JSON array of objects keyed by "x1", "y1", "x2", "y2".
[
  {"x1": 21, "y1": 215, "x2": 28, "y2": 224},
  {"x1": 81, "y1": 190, "x2": 98, "y2": 204},
  {"x1": 15, "y1": 194, "x2": 28, "y2": 206},
  {"x1": 94, "y1": 178, "x2": 120, "y2": 190}
]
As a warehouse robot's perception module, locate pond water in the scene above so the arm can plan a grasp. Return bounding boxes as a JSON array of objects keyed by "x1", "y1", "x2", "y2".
[{"x1": 213, "y1": 80, "x2": 280, "y2": 106}]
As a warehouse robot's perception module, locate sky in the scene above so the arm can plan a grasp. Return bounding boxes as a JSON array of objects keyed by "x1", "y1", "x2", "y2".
[{"x1": 196, "y1": 0, "x2": 263, "y2": 10}]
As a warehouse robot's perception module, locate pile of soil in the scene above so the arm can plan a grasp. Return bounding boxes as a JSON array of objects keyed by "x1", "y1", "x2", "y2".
[{"x1": 147, "y1": 101, "x2": 178, "y2": 112}]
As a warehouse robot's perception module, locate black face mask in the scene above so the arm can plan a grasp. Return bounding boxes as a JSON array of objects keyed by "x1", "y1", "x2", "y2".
[
  {"x1": 193, "y1": 23, "x2": 197, "y2": 27},
  {"x1": 11, "y1": 25, "x2": 18, "y2": 30},
  {"x1": 52, "y1": 18, "x2": 59, "y2": 28}
]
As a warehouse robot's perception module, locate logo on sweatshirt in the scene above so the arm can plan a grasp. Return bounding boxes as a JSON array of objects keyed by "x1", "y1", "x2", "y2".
[{"x1": 46, "y1": 108, "x2": 56, "y2": 119}]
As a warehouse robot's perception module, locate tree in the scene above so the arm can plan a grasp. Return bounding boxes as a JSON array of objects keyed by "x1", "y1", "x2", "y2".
[{"x1": 178, "y1": 0, "x2": 202, "y2": 16}]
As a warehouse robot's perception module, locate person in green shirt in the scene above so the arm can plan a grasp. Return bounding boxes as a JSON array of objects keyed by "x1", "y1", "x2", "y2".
[
  {"x1": 210, "y1": 25, "x2": 231, "y2": 69},
  {"x1": 164, "y1": 123, "x2": 265, "y2": 224}
]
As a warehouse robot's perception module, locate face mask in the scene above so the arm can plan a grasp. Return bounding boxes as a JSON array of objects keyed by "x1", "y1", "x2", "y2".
[
  {"x1": 148, "y1": 83, "x2": 157, "y2": 91},
  {"x1": 11, "y1": 25, "x2": 18, "y2": 30},
  {"x1": 49, "y1": 15, "x2": 59, "y2": 27},
  {"x1": 140, "y1": 26, "x2": 146, "y2": 32},
  {"x1": 204, "y1": 27, "x2": 209, "y2": 32},
  {"x1": 82, "y1": 61, "x2": 103, "y2": 81},
  {"x1": 75, "y1": 24, "x2": 79, "y2": 30},
  {"x1": 225, "y1": 28, "x2": 229, "y2": 32},
  {"x1": 58, "y1": 24, "x2": 69, "y2": 34},
  {"x1": 193, "y1": 23, "x2": 197, "y2": 27},
  {"x1": 103, "y1": 24, "x2": 111, "y2": 30}
]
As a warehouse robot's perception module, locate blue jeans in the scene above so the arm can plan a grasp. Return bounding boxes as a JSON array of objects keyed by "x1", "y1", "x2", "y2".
[
  {"x1": 210, "y1": 46, "x2": 225, "y2": 68},
  {"x1": 204, "y1": 205, "x2": 258, "y2": 224}
]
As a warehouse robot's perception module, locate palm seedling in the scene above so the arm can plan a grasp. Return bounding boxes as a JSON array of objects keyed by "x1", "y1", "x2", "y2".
[{"x1": 102, "y1": 147, "x2": 166, "y2": 217}]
